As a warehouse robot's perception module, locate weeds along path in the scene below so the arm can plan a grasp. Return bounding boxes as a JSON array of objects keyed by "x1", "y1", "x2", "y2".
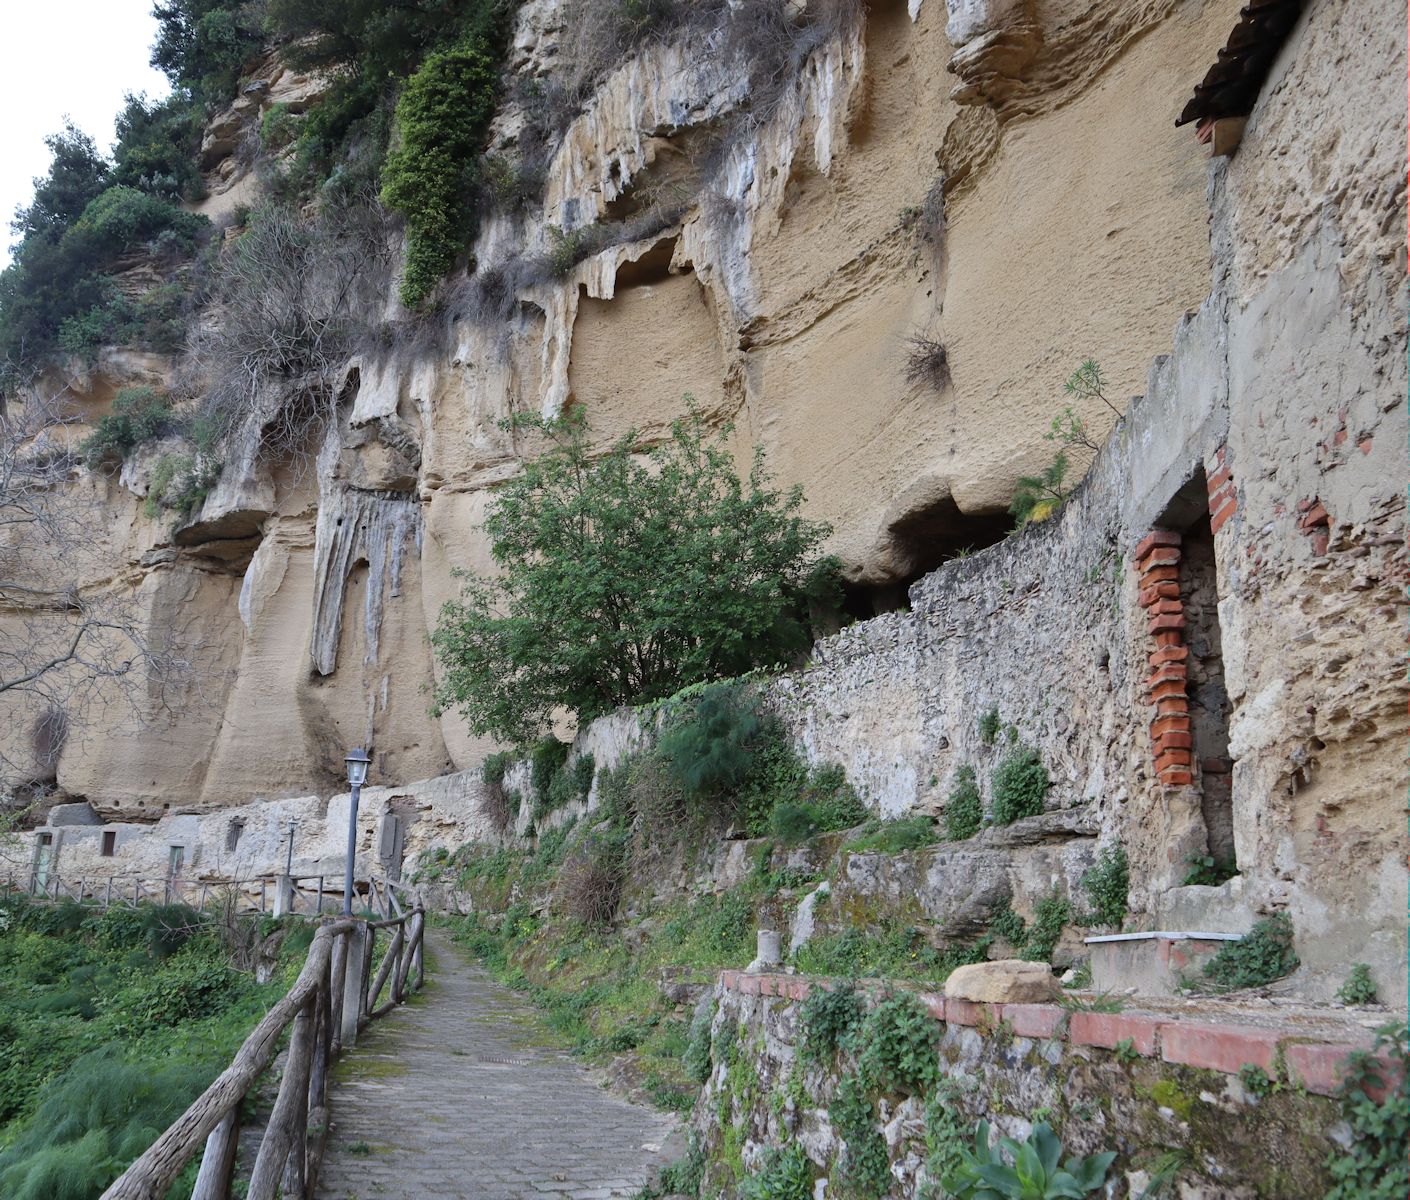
[{"x1": 316, "y1": 927, "x2": 682, "y2": 1199}]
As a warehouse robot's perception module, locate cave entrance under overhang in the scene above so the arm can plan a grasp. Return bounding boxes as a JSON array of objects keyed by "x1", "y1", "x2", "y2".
[{"x1": 843, "y1": 483, "x2": 1010, "y2": 619}]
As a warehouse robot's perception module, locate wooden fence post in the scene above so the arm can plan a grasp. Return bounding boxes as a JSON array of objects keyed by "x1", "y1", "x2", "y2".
[
  {"x1": 190, "y1": 1109, "x2": 239, "y2": 1200},
  {"x1": 329, "y1": 931, "x2": 348, "y2": 1056},
  {"x1": 340, "y1": 925, "x2": 369, "y2": 1047},
  {"x1": 247, "y1": 997, "x2": 316, "y2": 1200}
]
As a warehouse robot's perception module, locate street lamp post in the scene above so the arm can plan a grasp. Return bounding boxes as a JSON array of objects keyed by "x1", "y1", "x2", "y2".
[
  {"x1": 342, "y1": 748, "x2": 372, "y2": 915},
  {"x1": 284, "y1": 819, "x2": 297, "y2": 878}
]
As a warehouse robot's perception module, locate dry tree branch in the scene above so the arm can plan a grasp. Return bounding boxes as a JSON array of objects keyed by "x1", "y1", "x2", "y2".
[{"x1": 0, "y1": 388, "x2": 197, "y2": 790}]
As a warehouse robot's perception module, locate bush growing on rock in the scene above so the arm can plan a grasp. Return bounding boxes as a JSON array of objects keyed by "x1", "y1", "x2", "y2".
[
  {"x1": 1324, "y1": 1022, "x2": 1408, "y2": 1200},
  {"x1": 381, "y1": 35, "x2": 501, "y2": 307},
  {"x1": 741, "y1": 1142, "x2": 813, "y2": 1200},
  {"x1": 828, "y1": 1075, "x2": 891, "y2": 1199},
  {"x1": 1080, "y1": 844, "x2": 1128, "y2": 928},
  {"x1": 944, "y1": 766, "x2": 982, "y2": 840},
  {"x1": 80, "y1": 388, "x2": 176, "y2": 466},
  {"x1": 1336, "y1": 963, "x2": 1377, "y2": 1006},
  {"x1": 432, "y1": 407, "x2": 835, "y2": 743},
  {"x1": 990, "y1": 747, "x2": 1050, "y2": 826},
  {"x1": 659, "y1": 682, "x2": 763, "y2": 795},
  {"x1": 855, "y1": 989, "x2": 940, "y2": 1094},
  {"x1": 799, "y1": 981, "x2": 864, "y2": 1063},
  {"x1": 844, "y1": 815, "x2": 937, "y2": 854}
]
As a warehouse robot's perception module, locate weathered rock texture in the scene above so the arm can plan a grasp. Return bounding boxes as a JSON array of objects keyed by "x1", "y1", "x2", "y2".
[
  {"x1": 5, "y1": 0, "x2": 1404, "y2": 1003},
  {"x1": 4, "y1": 0, "x2": 1263, "y2": 802}
]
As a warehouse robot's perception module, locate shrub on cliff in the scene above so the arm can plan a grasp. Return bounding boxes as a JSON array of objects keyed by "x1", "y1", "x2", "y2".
[
  {"x1": 431, "y1": 406, "x2": 835, "y2": 743},
  {"x1": 381, "y1": 35, "x2": 501, "y2": 307},
  {"x1": 1200, "y1": 913, "x2": 1298, "y2": 991},
  {"x1": 943, "y1": 766, "x2": 982, "y2": 840},
  {"x1": 0, "y1": 172, "x2": 208, "y2": 388},
  {"x1": 151, "y1": 0, "x2": 265, "y2": 107},
  {"x1": 990, "y1": 747, "x2": 1049, "y2": 826}
]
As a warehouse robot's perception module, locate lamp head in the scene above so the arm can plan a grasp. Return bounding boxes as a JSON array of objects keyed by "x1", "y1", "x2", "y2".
[{"x1": 345, "y1": 747, "x2": 372, "y2": 787}]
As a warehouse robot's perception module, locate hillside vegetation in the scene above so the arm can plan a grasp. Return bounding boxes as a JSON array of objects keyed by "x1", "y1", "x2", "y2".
[{"x1": 0, "y1": 894, "x2": 307, "y2": 1200}]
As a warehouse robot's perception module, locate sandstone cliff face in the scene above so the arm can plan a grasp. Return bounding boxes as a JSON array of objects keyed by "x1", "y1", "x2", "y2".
[
  {"x1": 5, "y1": 0, "x2": 1250, "y2": 808},
  {"x1": 6, "y1": 0, "x2": 1405, "y2": 996}
]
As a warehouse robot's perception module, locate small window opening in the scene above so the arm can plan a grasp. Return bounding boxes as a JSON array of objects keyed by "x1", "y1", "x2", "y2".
[
  {"x1": 226, "y1": 820, "x2": 245, "y2": 853},
  {"x1": 101, "y1": 830, "x2": 116, "y2": 857}
]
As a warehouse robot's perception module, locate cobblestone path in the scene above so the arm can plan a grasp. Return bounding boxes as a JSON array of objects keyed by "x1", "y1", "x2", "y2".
[{"x1": 316, "y1": 928, "x2": 683, "y2": 1200}]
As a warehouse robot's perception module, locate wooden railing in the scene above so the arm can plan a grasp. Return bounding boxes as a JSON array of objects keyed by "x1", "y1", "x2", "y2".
[
  {"x1": 4, "y1": 869, "x2": 415, "y2": 918},
  {"x1": 99, "y1": 904, "x2": 426, "y2": 1200}
]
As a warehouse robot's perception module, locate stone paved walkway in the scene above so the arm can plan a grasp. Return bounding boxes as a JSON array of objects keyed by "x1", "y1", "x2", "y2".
[{"x1": 316, "y1": 929, "x2": 682, "y2": 1200}]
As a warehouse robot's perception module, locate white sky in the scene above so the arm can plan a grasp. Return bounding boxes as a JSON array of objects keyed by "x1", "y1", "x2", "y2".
[{"x1": 0, "y1": 0, "x2": 169, "y2": 263}]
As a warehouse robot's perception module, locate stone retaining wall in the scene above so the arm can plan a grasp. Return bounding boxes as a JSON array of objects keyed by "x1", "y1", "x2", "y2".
[{"x1": 692, "y1": 968, "x2": 1397, "y2": 1199}]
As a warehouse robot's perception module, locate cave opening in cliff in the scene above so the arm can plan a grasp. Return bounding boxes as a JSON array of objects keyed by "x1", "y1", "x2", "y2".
[
  {"x1": 842, "y1": 494, "x2": 1011, "y2": 620},
  {"x1": 1161, "y1": 470, "x2": 1237, "y2": 875}
]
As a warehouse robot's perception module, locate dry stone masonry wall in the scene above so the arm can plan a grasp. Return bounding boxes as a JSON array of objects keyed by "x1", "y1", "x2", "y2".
[{"x1": 694, "y1": 969, "x2": 1392, "y2": 1199}]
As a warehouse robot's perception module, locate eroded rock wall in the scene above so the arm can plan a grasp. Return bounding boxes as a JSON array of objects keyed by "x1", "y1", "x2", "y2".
[
  {"x1": 5, "y1": 0, "x2": 1253, "y2": 810},
  {"x1": 3, "y1": 0, "x2": 1402, "y2": 1001}
]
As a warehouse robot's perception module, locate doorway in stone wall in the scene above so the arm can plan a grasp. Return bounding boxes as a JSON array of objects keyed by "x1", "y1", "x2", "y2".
[{"x1": 1161, "y1": 470, "x2": 1237, "y2": 875}]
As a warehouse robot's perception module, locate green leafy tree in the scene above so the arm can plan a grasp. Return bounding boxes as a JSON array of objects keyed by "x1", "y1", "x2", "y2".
[
  {"x1": 111, "y1": 93, "x2": 205, "y2": 201},
  {"x1": 432, "y1": 407, "x2": 834, "y2": 743},
  {"x1": 150, "y1": 0, "x2": 265, "y2": 105},
  {"x1": 9, "y1": 123, "x2": 109, "y2": 244}
]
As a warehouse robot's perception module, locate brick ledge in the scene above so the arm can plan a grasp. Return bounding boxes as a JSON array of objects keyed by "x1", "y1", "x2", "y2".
[{"x1": 717, "y1": 970, "x2": 1400, "y2": 1101}]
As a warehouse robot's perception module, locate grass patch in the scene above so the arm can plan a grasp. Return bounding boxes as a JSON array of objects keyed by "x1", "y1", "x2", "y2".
[{"x1": 843, "y1": 816, "x2": 937, "y2": 855}]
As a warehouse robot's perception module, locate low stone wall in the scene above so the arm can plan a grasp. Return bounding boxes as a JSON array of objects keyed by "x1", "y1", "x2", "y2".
[
  {"x1": 12, "y1": 768, "x2": 499, "y2": 893},
  {"x1": 692, "y1": 969, "x2": 1395, "y2": 1199}
]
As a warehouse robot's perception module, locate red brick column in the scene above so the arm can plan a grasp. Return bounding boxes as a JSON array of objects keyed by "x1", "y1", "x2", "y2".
[
  {"x1": 1134, "y1": 530, "x2": 1192, "y2": 788},
  {"x1": 1206, "y1": 445, "x2": 1237, "y2": 534}
]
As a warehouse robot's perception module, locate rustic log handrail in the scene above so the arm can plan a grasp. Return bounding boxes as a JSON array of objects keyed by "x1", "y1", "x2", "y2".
[
  {"x1": 3, "y1": 869, "x2": 414, "y2": 918},
  {"x1": 99, "y1": 904, "x2": 427, "y2": 1200}
]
